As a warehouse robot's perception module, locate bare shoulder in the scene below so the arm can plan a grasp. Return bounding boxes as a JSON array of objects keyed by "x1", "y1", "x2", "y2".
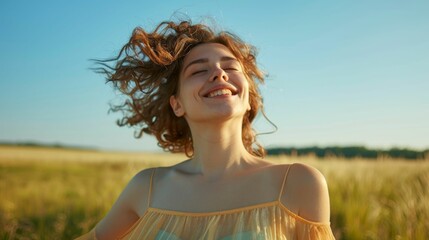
[
  {"x1": 280, "y1": 163, "x2": 331, "y2": 223},
  {"x1": 94, "y1": 167, "x2": 156, "y2": 240},
  {"x1": 289, "y1": 163, "x2": 328, "y2": 187},
  {"x1": 126, "y1": 167, "x2": 157, "y2": 213},
  {"x1": 128, "y1": 167, "x2": 155, "y2": 189}
]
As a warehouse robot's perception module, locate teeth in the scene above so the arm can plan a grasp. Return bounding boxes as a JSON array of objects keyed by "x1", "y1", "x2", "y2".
[{"x1": 207, "y1": 89, "x2": 232, "y2": 98}]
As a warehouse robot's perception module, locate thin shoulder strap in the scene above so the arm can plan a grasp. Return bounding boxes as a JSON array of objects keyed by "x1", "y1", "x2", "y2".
[
  {"x1": 147, "y1": 168, "x2": 157, "y2": 208},
  {"x1": 278, "y1": 163, "x2": 294, "y2": 201}
]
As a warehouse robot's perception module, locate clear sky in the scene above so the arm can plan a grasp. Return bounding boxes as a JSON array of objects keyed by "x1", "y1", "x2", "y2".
[{"x1": 1, "y1": 0, "x2": 428, "y2": 152}]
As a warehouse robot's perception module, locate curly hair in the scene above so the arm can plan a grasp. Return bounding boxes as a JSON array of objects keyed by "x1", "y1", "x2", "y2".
[{"x1": 95, "y1": 20, "x2": 266, "y2": 157}]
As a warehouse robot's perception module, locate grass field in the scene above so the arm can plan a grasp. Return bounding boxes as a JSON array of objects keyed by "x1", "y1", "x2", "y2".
[{"x1": 1, "y1": 146, "x2": 428, "y2": 240}]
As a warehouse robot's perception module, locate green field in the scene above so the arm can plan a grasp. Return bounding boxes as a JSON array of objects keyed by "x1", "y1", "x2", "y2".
[{"x1": 1, "y1": 146, "x2": 428, "y2": 239}]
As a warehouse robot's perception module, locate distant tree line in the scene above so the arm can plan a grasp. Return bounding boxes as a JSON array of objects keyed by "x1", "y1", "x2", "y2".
[
  {"x1": 0, "y1": 142, "x2": 97, "y2": 151},
  {"x1": 2, "y1": 142, "x2": 428, "y2": 160},
  {"x1": 266, "y1": 146, "x2": 429, "y2": 160}
]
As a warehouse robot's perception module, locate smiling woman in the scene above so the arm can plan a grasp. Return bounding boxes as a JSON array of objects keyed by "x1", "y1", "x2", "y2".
[
  {"x1": 93, "y1": 20, "x2": 265, "y2": 158},
  {"x1": 77, "y1": 20, "x2": 335, "y2": 240},
  {"x1": 169, "y1": 43, "x2": 252, "y2": 130}
]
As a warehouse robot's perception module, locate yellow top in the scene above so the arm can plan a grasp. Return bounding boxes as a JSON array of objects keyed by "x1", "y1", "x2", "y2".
[{"x1": 76, "y1": 165, "x2": 335, "y2": 240}]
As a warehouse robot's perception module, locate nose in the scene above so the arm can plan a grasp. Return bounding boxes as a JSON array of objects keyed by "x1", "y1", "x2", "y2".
[{"x1": 210, "y1": 67, "x2": 229, "y2": 82}]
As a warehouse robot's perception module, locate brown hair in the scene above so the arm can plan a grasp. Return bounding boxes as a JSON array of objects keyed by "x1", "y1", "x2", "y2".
[{"x1": 95, "y1": 20, "x2": 266, "y2": 157}]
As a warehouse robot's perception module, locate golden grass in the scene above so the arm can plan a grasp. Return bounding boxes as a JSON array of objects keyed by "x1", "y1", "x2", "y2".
[{"x1": 1, "y1": 146, "x2": 428, "y2": 239}]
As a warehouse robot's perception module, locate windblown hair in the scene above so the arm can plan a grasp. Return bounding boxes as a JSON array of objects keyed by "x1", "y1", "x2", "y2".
[{"x1": 95, "y1": 20, "x2": 266, "y2": 157}]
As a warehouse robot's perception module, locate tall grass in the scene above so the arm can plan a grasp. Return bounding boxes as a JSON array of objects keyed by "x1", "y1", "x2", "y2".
[
  {"x1": 302, "y1": 158, "x2": 429, "y2": 240},
  {"x1": 1, "y1": 146, "x2": 428, "y2": 239}
]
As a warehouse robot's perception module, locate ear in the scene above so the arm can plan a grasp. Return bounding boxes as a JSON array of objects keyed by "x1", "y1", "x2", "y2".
[{"x1": 170, "y1": 95, "x2": 185, "y2": 117}]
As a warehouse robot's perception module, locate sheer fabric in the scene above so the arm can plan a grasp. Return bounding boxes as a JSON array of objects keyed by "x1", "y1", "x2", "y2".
[{"x1": 76, "y1": 165, "x2": 335, "y2": 240}]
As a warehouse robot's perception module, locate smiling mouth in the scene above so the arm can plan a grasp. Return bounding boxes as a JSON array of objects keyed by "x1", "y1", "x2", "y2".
[{"x1": 205, "y1": 89, "x2": 236, "y2": 98}]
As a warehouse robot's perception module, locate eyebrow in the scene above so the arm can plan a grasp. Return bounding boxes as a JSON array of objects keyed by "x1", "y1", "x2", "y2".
[{"x1": 182, "y1": 56, "x2": 238, "y2": 74}]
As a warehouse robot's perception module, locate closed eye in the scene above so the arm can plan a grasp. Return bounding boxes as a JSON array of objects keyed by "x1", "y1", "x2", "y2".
[
  {"x1": 223, "y1": 63, "x2": 241, "y2": 72},
  {"x1": 191, "y1": 70, "x2": 207, "y2": 75}
]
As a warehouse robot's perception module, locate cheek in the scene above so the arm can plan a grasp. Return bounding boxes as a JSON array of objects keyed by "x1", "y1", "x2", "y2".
[
  {"x1": 178, "y1": 78, "x2": 194, "y2": 95},
  {"x1": 178, "y1": 80, "x2": 200, "y2": 104}
]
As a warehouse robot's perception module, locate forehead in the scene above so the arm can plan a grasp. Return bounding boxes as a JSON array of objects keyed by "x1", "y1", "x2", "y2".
[{"x1": 183, "y1": 43, "x2": 235, "y2": 64}]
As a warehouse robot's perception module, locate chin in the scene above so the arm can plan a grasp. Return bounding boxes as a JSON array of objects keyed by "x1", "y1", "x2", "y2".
[{"x1": 207, "y1": 109, "x2": 247, "y2": 122}]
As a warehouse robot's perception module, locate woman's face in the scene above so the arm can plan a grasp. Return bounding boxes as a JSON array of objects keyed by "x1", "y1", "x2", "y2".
[{"x1": 170, "y1": 43, "x2": 251, "y2": 124}]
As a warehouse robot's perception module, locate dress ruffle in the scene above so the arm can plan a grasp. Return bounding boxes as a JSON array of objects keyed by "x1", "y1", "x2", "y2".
[{"x1": 76, "y1": 201, "x2": 335, "y2": 240}]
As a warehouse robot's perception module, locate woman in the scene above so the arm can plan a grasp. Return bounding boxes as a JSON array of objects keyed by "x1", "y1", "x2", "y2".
[{"x1": 77, "y1": 20, "x2": 335, "y2": 240}]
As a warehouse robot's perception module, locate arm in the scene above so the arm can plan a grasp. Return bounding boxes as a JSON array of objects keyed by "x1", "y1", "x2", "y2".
[{"x1": 90, "y1": 168, "x2": 153, "y2": 240}]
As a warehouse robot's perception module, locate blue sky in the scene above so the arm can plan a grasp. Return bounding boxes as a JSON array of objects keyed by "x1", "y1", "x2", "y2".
[{"x1": 0, "y1": 0, "x2": 428, "y2": 152}]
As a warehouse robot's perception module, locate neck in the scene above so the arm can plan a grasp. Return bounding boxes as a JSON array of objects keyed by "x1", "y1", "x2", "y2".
[{"x1": 186, "y1": 119, "x2": 258, "y2": 179}]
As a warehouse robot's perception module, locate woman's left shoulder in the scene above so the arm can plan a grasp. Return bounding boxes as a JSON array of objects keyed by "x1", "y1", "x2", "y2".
[
  {"x1": 278, "y1": 162, "x2": 331, "y2": 223},
  {"x1": 288, "y1": 163, "x2": 328, "y2": 187},
  {"x1": 268, "y1": 162, "x2": 327, "y2": 183}
]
